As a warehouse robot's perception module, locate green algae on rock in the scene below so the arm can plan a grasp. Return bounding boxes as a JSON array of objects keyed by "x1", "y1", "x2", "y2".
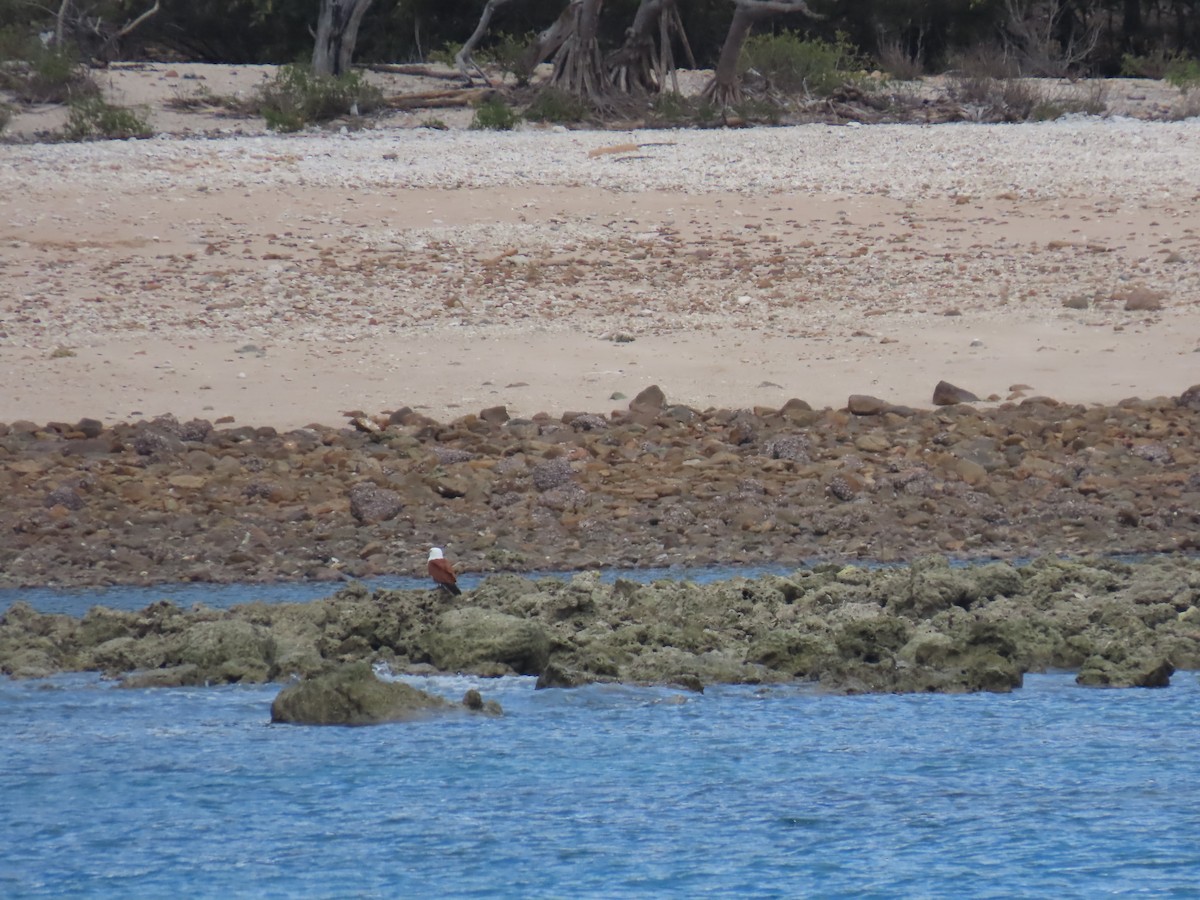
[
  {"x1": 270, "y1": 661, "x2": 502, "y2": 726},
  {"x1": 3, "y1": 557, "x2": 1199, "y2": 695}
]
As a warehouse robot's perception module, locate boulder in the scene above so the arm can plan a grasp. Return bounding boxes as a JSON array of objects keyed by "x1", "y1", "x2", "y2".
[
  {"x1": 421, "y1": 607, "x2": 550, "y2": 675},
  {"x1": 347, "y1": 482, "x2": 404, "y2": 523},
  {"x1": 847, "y1": 394, "x2": 889, "y2": 416},
  {"x1": 933, "y1": 380, "x2": 979, "y2": 406},
  {"x1": 271, "y1": 661, "x2": 455, "y2": 725},
  {"x1": 1076, "y1": 654, "x2": 1174, "y2": 688},
  {"x1": 174, "y1": 619, "x2": 276, "y2": 683},
  {"x1": 1179, "y1": 384, "x2": 1200, "y2": 411}
]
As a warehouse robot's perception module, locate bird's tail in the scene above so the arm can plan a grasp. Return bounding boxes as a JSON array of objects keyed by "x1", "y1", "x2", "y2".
[{"x1": 446, "y1": 584, "x2": 463, "y2": 596}]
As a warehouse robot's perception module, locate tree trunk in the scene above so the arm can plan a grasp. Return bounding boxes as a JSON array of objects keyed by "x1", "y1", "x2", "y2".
[
  {"x1": 313, "y1": 0, "x2": 376, "y2": 77},
  {"x1": 706, "y1": 6, "x2": 755, "y2": 106},
  {"x1": 703, "y1": 0, "x2": 821, "y2": 108},
  {"x1": 606, "y1": 0, "x2": 694, "y2": 94},
  {"x1": 550, "y1": 0, "x2": 608, "y2": 101},
  {"x1": 520, "y1": 2, "x2": 577, "y2": 73},
  {"x1": 455, "y1": 0, "x2": 518, "y2": 83}
]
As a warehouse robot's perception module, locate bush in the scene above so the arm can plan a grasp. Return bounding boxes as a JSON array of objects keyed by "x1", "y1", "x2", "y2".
[
  {"x1": 947, "y1": 43, "x2": 1019, "y2": 80},
  {"x1": 740, "y1": 31, "x2": 862, "y2": 97},
  {"x1": 646, "y1": 91, "x2": 720, "y2": 127},
  {"x1": 1120, "y1": 49, "x2": 1174, "y2": 79},
  {"x1": 62, "y1": 96, "x2": 152, "y2": 140},
  {"x1": 470, "y1": 95, "x2": 517, "y2": 130},
  {"x1": 253, "y1": 64, "x2": 383, "y2": 132},
  {"x1": 877, "y1": 38, "x2": 924, "y2": 81},
  {"x1": 489, "y1": 32, "x2": 537, "y2": 86},
  {"x1": 0, "y1": 42, "x2": 99, "y2": 104},
  {"x1": 948, "y1": 76, "x2": 1107, "y2": 123},
  {"x1": 1165, "y1": 55, "x2": 1200, "y2": 93},
  {"x1": 524, "y1": 86, "x2": 588, "y2": 123},
  {"x1": 428, "y1": 42, "x2": 461, "y2": 67}
]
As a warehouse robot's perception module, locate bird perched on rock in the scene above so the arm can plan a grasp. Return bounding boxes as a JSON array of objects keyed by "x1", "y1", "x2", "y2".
[{"x1": 427, "y1": 547, "x2": 461, "y2": 596}]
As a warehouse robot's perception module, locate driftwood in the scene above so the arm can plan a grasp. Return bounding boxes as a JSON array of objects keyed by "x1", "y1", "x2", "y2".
[
  {"x1": 382, "y1": 88, "x2": 495, "y2": 110},
  {"x1": 364, "y1": 64, "x2": 467, "y2": 81}
]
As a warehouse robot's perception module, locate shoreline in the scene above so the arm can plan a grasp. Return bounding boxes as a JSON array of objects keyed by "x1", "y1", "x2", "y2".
[{"x1": 2, "y1": 384, "x2": 1199, "y2": 589}]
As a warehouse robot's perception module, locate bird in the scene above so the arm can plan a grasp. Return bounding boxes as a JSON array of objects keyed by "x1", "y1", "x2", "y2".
[{"x1": 427, "y1": 547, "x2": 461, "y2": 596}]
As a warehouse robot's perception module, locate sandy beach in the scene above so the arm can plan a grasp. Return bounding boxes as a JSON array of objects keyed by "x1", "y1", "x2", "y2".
[{"x1": 3, "y1": 64, "x2": 1200, "y2": 429}]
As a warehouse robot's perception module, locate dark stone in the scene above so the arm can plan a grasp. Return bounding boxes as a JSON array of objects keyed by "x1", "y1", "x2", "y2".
[
  {"x1": 933, "y1": 380, "x2": 980, "y2": 406},
  {"x1": 75, "y1": 418, "x2": 104, "y2": 438},
  {"x1": 847, "y1": 394, "x2": 888, "y2": 415},
  {"x1": 1179, "y1": 384, "x2": 1200, "y2": 411},
  {"x1": 348, "y1": 482, "x2": 404, "y2": 523},
  {"x1": 479, "y1": 405, "x2": 510, "y2": 426},
  {"x1": 629, "y1": 384, "x2": 666, "y2": 414},
  {"x1": 44, "y1": 487, "x2": 85, "y2": 510}
]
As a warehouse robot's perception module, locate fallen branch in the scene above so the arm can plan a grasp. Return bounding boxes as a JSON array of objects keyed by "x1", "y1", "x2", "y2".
[
  {"x1": 363, "y1": 64, "x2": 467, "y2": 81},
  {"x1": 383, "y1": 88, "x2": 495, "y2": 110}
]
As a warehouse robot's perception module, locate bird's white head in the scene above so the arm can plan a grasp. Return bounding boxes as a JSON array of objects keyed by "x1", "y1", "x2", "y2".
[{"x1": 428, "y1": 547, "x2": 444, "y2": 561}]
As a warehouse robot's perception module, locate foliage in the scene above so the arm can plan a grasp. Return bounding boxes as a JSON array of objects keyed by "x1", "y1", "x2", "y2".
[
  {"x1": 0, "y1": 41, "x2": 99, "y2": 104},
  {"x1": 62, "y1": 95, "x2": 152, "y2": 140},
  {"x1": 1120, "y1": 49, "x2": 1175, "y2": 79},
  {"x1": 523, "y1": 86, "x2": 588, "y2": 123},
  {"x1": 877, "y1": 38, "x2": 924, "y2": 81},
  {"x1": 489, "y1": 32, "x2": 538, "y2": 86},
  {"x1": 948, "y1": 74, "x2": 1106, "y2": 123},
  {"x1": 1165, "y1": 56, "x2": 1200, "y2": 94},
  {"x1": 947, "y1": 42, "x2": 1018, "y2": 79},
  {"x1": 647, "y1": 91, "x2": 719, "y2": 127},
  {"x1": 470, "y1": 94, "x2": 518, "y2": 130},
  {"x1": 251, "y1": 64, "x2": 383, "y2": 132},
  {"x1": 427, "y1": 41, "x2": 461, "y2": 68},
  {"x1": 739, "y1": 31, "x2": 863, "y2": 97}
]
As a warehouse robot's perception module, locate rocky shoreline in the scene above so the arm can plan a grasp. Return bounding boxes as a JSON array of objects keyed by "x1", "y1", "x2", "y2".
[
  {"x1": 2, "y1": 385, "x2": 1200, "y2": 589},
  {"x1": 2, "y1": 555, "x2": 1198, "y2": 695}
]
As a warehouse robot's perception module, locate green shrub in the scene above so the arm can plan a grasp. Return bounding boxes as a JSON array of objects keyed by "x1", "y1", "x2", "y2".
[
  {"x1": 650, "y1": 90, "x2": 690, "y2": 123},
  {"x1": 646, "y1": 91, "x2": 721, "y2": 127},
  {"x1": 253, "y1": 64, "x2": 384, "y2": 132},
  {"x1": 470, "y1": 95, "x2": 517, "y2": 130},
  {"x1": 1120, "y1": 49, "x2": 1173, "y2": 79},
  {"x1": 62, "y1": 96, "x2": 152, "y2": 140},
  {"x1": 428, "y1": 42, "x2": 461, "y2": 67},
  {"x1": 489, "y1": 32, "x2": 537, "y2": 86},
  {"x1": 524, "y1": 86, "x2": 587, "y2": 123},
  {"x1": 0, "y1": 42, "x2": 98, "y2": 104},
  {"x1": 1165, "y1": 55, "x2": 1200, "y2": 93},
  {"x1": 732, "y1": 95, "x2": 783, "y2": 124},
  {"x1": 740, "y1": 31, "x2": 861, "y2": 97}
]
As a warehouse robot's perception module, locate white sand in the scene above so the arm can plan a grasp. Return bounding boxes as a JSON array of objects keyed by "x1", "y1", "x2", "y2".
[{"x1": 2, "y1": 65, "x2": 1199, "y2": 428}]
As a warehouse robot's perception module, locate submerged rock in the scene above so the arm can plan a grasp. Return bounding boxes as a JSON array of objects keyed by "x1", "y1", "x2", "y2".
[{"x1": 270, "y1": 661, "x2": 500, "y2": 725}]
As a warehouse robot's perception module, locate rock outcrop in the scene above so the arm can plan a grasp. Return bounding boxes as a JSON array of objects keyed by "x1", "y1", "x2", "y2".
[
  {"x1": 3, "y1": 557, "x2": 1199, "y2": 695},
  {"x1": 269, "y1": 661, "x2": 500, "y2": 725}
]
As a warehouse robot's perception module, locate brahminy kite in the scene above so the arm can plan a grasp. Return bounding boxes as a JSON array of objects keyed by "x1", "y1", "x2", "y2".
[{"x1": 427, "y1": 547, "x2": 461, "y2": 595}]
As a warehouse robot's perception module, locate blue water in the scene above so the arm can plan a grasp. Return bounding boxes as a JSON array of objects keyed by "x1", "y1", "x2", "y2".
[
  {"x1": 3, "y1": 670, "x2": 1199, "y2": 898},
  {"x1": 0, "y1": 564, "x2": 805, "y2": 617}
]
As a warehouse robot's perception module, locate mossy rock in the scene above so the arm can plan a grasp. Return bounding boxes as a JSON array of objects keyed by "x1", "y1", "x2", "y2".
[
  {"x1": 270, "y1": 661, "x2": 453, "y2": 725},
  {"x1": 421, "y1": 607, "x2": 550, "y2": 675}
]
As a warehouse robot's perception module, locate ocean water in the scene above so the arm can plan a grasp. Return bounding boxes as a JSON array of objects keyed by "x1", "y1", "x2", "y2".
[
  {"x1": 3, "y1": 670, "x2": 1199, "y2": 898},
  {"x1": 0, "y1": 564, "x2": 806, "y2": 618}
]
